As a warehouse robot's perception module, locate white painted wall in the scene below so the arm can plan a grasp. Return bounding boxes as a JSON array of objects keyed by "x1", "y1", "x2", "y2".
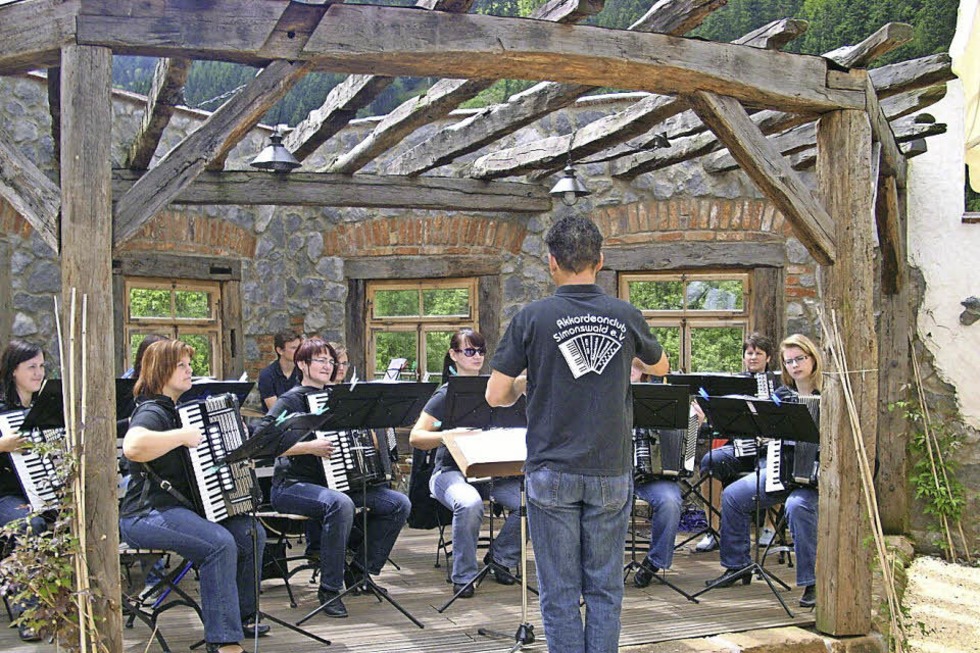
[{"x1": 907, "y1": 79, "x2": 980, "y2": 429}]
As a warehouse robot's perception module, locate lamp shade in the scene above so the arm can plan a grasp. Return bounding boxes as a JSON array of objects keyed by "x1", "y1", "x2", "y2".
[
  {"x1": 250, "y1": 127, "x2": 300, "y2": 173},
  {"x1": 550, "y1": 164, "x2": 591, "y2": 206}
]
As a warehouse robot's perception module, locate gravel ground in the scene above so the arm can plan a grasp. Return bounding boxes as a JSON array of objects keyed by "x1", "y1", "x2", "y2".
[{"x1": 903, "y1": 556, "x2": 980, "y2": 653}]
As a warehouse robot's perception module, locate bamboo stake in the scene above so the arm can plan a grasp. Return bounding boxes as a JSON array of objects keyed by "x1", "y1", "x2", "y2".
[
  {"x1": 79, "y1": 295, "x2": 99, "y2": 649},
  {"x1": 821, "y1": 310, "x2": 906, "y2": 652}
]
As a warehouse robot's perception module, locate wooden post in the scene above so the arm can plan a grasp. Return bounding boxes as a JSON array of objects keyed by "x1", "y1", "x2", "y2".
[
  {"x1": 60, "y1": 44, "x2": 122, "y2": 653},
  {"x1": 815, "y1": 109, "x2": 878, "y2": 635},
  {"x1": 875, "y1": 174, "x2": 910, "y2": 533}
]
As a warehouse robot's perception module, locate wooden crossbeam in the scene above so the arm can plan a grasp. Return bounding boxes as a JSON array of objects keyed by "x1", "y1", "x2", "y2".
[
  {"x1": 283, "y1": 0, "x2": 477, "y2": 163},
  {"x1": 687, "y1": 91, "x2": 836, "y2": 264},
  {"x1": 0, "y1": 126, "x2": 60, "y2": 252},
  {"x1": 0, "y1": 0, "x2": 76, "y2": 76},
  {"x1": 469, "y1": 17, "x2": 807, "y2": 180},
  {"x1": 385, "y1": 0, "x2": 726, "y2": 176},
  {"x1": 111, "y1": 170, "x2": 551, "y2": 213},
  {"x1": 72, "y1": 2, "x2": 864, "y2": 112},
  {"x1": 703, "y1": 85, "x2": 946, "y2": 173},
  {"x1": 609, "y1": 23, "x2": 915, "y2": 178},
  {"x1": 113, "y1": 60, "x2": 311, "y2": 246},
  {"x1": 325, "y1": 0, "x2": 603, "y2": 175},
  {"x1": 787, "y1": 116, "x2": 945, "y2": 170},
  {"x1": 126, "y1": 58, "x2": 191, "y2": 170}
]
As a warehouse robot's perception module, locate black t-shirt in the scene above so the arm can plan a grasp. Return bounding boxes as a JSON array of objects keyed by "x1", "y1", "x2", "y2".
[
  {"x1": 0, "y1": 399, "x2": 27, "y2": 498},
  {"x1": 490, "y1": 284, "x2": 663, "y2": 476},
  {"x1": 257, "y1": 360, "x2": 301, "y2": 404},
  {"x1": 266, "y1": 385, "x2": 331, "y2": 487},
  {"x1": 119, "y1": 395, "x2": 196, "y2": 517},
  {"x1": 420, "y1": 384, "x2": 460, "y2": 475}
]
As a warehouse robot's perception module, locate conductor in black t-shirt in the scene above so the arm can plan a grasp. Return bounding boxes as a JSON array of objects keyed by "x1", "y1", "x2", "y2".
[{"x1": 487, "y1": 215, "x2": 668, "y2": 653}]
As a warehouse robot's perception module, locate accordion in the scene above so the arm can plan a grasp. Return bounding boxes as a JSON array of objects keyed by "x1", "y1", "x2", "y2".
[
  {"x1": 732, "y1": 372, "x2": 778, "y2": 460},
  {"x1": 633, "y1": 412, "x2": 699, "y2": 482},
  {"x1": 306, "y1": 391, "x2": 391, "y2": 493},
  {"x1": 764, "y1": 394, "x2": 820, "y2": 493},
  {"x1": 0, "y1": 408, "x2": 65, "y2": 511},
  {"x1": 176, "y1": 393, "x2": 259, "y2": 523}
]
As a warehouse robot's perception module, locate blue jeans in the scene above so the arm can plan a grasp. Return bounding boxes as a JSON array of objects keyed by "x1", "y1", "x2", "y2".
[
  {"x1": 119, "y1": 507, "x2": 264, "y2": 644},
  {"x1": 633, "y1": 480, "x2": 681, "y2": 569},
  {"x1": 430, "y1": 471, "x2": 521, "y2": 584},
  {"x1": 699, "y1": 444, "x2": 754, "y2": 485},
  {"x1": 0, "y1": 493, "x2": 48, "y2": 615},
  {"x1": 526, "y1": 468, "x2": 632, "y2": 653},
  {"x1": 718, "y1": 463, "x2": 818, "y2": 586}
]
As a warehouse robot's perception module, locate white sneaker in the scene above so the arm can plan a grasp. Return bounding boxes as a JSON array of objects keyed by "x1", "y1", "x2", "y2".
[
  {"x1": 757, "y1": 527, "x2": 776, "y2": 547},
  {"x1": 695, "y1": 533, "x2": 718, "y2": 552}
]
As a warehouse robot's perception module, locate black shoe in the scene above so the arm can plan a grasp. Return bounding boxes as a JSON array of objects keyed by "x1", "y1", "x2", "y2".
[
  {"x1": 344, "y1": 567, "x2": 365, "y2": 596},
  {"x1": 705, "y1": 568, "x2": 751, "y2": 588},
  {"x1": 452, "y1": 582, "x2": 475, "y2": 598},
  {"x1": 316, "y1": 589, "x2": 349, "y2": 618},
  {"x1": 18, "y1": 624, "x2": 42, "y2": 642},
  {"x1": 800, "y1": 584, "x2": 816, "y2": 608},
  {"x1": 633, "y1": 561, "x2": 660, "y2": 588},
  {"x1": 241, "y1": 618, "x2": 270, "y2": 637},
  {"x1": 488, "y1": 565, "x2": 517, "y2": 585}
]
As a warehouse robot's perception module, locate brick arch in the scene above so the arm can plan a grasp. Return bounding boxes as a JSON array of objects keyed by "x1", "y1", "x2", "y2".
[
  {"x1": 592, "y1": 198, "x2": 791, "y2": 245},
  {"x1": 116, "y1": 210, "x2": 256, "y2": 258},
  {"x1": 321, "y1": 215, "x2": 526, "y2": 257},
  {"x1": 0, "y1": 198, "x2": 34, "y2": 240}
]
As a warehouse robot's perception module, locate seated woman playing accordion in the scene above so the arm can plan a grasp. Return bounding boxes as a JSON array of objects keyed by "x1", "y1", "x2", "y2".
[{"x1": 119, "y1": 339, "x2": 268, "y2": 653}]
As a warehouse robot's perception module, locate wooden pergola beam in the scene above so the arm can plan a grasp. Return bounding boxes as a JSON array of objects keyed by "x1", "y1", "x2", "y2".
[
  {"x1": 112, "y1": 60, "x2": 311, "y2": 246},
  {"x1": 687, "y1": 91, "x2": 836, "y2": 264},
  {"x1": 0, "y1": 0, "x2": 77, "y2": 76},
  {"x1": 865, "y1": 77, "x2": 907, "y2": 185},
  {"x1": 787, "y1": 117, "x2": 945, "y2": 170},
  {"x1": 468, "y1": 17, "x2": 808, "y2": 180},
  {"x1": 126, "y1": 57, "x2": 192, "y2": 170},
  {"x1": 68, "y1": 2, "x2": 865, "y2": 113},
  {"x1": 0, "y1": 127, "x2": 60, "y2": 252},
  {"x1": 111, "y1": 170, "x2": 552, "y2": 213},
  {"x1": 284, "y1": 0, "x2": 478, "y2": 163},
  {"x1": 385, "y1": 0, "x2": 726, "y2": 176},
  {"x1": 325, "y1": 0, "x2": 603, "y2": 175}
]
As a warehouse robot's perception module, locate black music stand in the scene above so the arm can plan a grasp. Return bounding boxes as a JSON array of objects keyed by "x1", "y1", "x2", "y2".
[
  {"x1": 179, "y1": 381, "x2": 254, "y2": 406},
  {"x1": 665, "y1": 374, "x2": 758, "y2": 552},
  {"x1": 625, "y1": 383, "x2": 698, "y2": 602},
  {"x1": 438, "y1": 376, "x2": 534, "y2": 615},
  {"x1": 206, "y1": 409, "x2": 334, "y2": 652},
  {"x1": 295, "y1": 383, "x2": 434, "y2": 630},
  {"x1": 689, "y1": 395, "x2": 819, "y2": 617},
  {"x1": 21, "y1": 379, "x2": 64, "y2": 430}
]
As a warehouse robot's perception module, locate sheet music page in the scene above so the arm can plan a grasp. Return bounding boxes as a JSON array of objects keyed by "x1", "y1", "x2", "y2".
[{"x1": 443, "y1": 427, "x2": 527, "y2": 464}]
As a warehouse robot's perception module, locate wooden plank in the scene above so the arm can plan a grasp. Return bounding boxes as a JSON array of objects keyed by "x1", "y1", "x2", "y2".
[
  {"x1": 344, "y1": 279, "x2": 367, "y2": 381},
  {"x1": 865, "y1": 77, "x2": 907, "y2": 186},
  {"x1": 284, "y1": 0, "x2": 478, "y2": 162},
  {"x1": 870, "y1": 53, "x2": 954, "y2": 99},
  {"x1": 0, "y1": 126, "x2": 61, "y2": 252},
  {"x1": 0, "y1": 0, "x2": 76, "y2": 76},
  {"x1": 112, "y1": 170, "x2": 551, "y2": 213},
  {"x1": 815, "y1": 109, "x2": 877, "y2": 636},
  {"x1": 47, "y1": 67, "x2": 61, "y2": 163},
  {"x1": 113, "y1": 253, "x2": 242, "y2": 283},
  {"x1": 326, "y1": 0, "x2": 603, "y2": 175},
  {"x1": 750, "y1": 266, "x2": 785, "y2": 343},
  {"x1": 686, "y1": 91, "x2": 835, "y2": 265},
  {"x1": 74, "y1": 2, "x2": 866, "y2": 112},
  {"x1": 786, "y1": 118, "x2": 944, "y2": 170},
  {"x1": 0, "y1": 239, "x2": 10, "y2": 347},
  {"x1": 601, "y1": 241, "x2": 786, "y2": 271},
  {"x1": 112, "y1": 60, "x2": 312, "y2": 246},
  {"x1": 704, "y1": 86, "x2": 947, "y2": 174},
  {"x1": 386, "y1": 0, "x2": 726, "y2": 176},
  {"x1": 59, "y1": 43, "x2": 123, "y2": 653},
  {"x1": 478, "y1": 274, "x2": 503, "y2": 361},
  {"x1": 256, "y1": 0, "x2": 336, "y2": 60},
  {"x1": 126, "y1": 57, "x2": 192, "y2": 170},
  {"x1": 823, "y1": 22, "x2": 913, "y2": 69},
  {"x1": 221, "y1": 279, "x2": 244, "y2": 379},
  {"x1": 471, "y1": 17, "x2": 808, "y2": 180},
  {"x1": 344, "y1": 255, "x2": 502, "y2": 280}
]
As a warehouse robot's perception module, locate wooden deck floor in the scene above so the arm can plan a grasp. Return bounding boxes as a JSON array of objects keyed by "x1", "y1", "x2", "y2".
[{"x1": 1, "y1": 526, "x2": 814, "y2": 652}]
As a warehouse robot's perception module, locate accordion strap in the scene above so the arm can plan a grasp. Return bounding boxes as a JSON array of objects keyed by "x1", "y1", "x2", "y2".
[{"x1": 139, "y1": 462, "x2": 196, "y2": 511}]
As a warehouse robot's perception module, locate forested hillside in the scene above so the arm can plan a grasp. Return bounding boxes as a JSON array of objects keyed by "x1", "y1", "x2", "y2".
[{"x1": 111, "y1": 0, "x2": 957, "y2": 125}]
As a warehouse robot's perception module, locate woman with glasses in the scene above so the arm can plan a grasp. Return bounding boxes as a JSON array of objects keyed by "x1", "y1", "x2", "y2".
[
  {"x1": 264, "y1": 338, "x2": 410, "y2": 617},
  {"x1": 409, "y1": 329, "x2": 521, "y2": 598},
  {"x1": 705, "y1": 333, "x2": 821, "y2": 609}
]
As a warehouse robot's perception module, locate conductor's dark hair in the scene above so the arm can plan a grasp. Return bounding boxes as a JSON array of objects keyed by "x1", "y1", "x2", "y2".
[
  {"x1": 0, "y1": 339, "x2": 44, "y2": 407},
  {"x1": 441, "y1": 329, "x2": 487, "y2": 381},
  {"x1": 545, "y1": 215, "x2": 603, "y2": 273},
  {"x1": 273, "y1": 330, "x2": 301, "y2": 356}
]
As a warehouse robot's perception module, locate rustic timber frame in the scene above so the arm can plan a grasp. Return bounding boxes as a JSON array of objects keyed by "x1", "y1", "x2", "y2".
[{"x1": 0, "y1": 0, "x2": 953, "y2": 649}]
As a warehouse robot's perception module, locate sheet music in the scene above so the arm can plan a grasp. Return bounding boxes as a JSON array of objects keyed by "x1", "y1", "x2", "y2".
[{"x1": 441, "y1": 427, "x2": 527, "y2": 477}]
